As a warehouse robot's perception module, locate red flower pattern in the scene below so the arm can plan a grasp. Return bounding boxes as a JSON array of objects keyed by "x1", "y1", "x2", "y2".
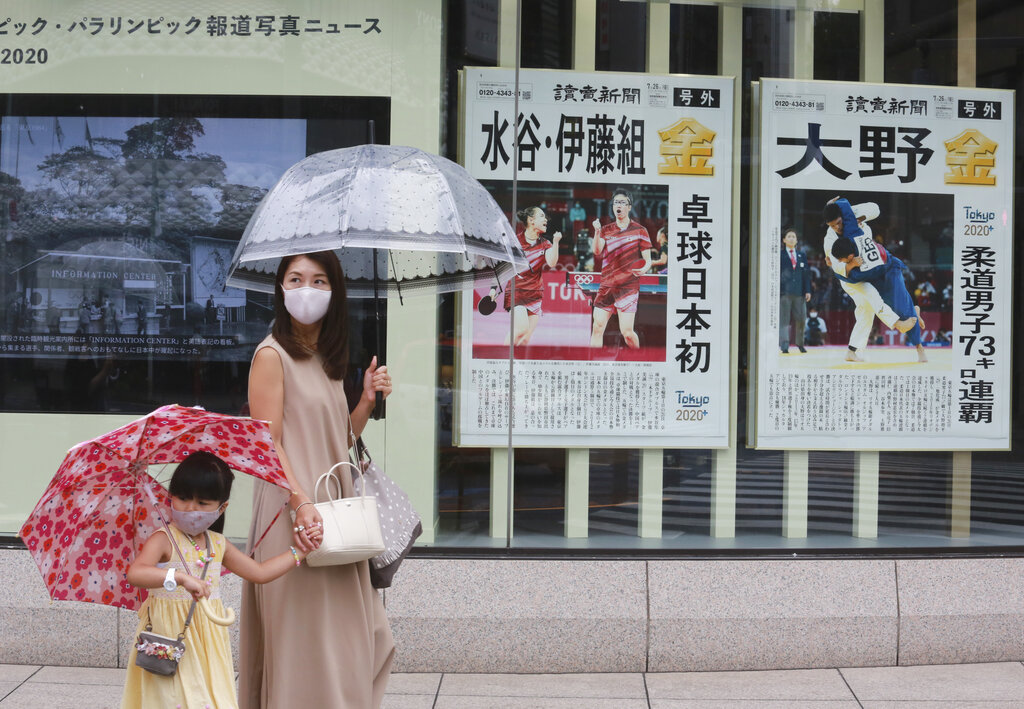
[
  {"x1": 85, "y1": 531, "x2": 108, "y2": 552},
  {"x1": 23, "y1": 405, "x2": 286, "y2": 610}
]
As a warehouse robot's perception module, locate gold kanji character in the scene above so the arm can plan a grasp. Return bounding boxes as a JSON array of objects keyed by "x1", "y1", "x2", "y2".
[
  {"x1": 944, "y1": 129, "x2": 997, "y2": 185},
  {"x1": 658, "y1": 118, "x2": 715, "y2": 176}
]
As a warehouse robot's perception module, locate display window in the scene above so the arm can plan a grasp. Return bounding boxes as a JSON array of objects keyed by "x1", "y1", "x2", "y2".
[{"x1": 2, "y1": 1, "x2": 1022, "y2": 556}]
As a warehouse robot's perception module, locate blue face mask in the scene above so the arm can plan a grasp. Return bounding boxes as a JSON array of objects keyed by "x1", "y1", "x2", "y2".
[{"x1": 170, "y1": 506, "x2": 223, "y2": 536}]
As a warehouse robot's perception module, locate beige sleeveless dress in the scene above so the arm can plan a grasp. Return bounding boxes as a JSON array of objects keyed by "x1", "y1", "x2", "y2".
[{"x1": 239, "y1": 336, "x2": 394, "y2": 709}]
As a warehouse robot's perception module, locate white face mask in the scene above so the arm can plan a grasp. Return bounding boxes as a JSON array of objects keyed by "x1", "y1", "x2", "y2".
[
  {"x1": 170, "y1": 506, "x2": 223, "y2": 536},
  {"x1": 283, "y1": 286, "x2": 331, "y2": 325}
]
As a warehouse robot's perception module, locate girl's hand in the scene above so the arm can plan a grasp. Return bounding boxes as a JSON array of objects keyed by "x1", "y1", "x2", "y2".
[
  {"x1": 293, "y1": 504, "x2": 323, "y2": 553},
  {"x1": 362, "y1": 356, "x2": 393, "y2": 404},
  {"x1": 180, "y1": 573, "x2": 211, "y2": 601}
]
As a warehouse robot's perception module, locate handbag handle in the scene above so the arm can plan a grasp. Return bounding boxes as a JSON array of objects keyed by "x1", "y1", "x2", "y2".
[
  {"x1": 313, "y1": 461, "x2": 368, "y2": 503},
  {"x1": 345, "y1": 404, "x2": 374, "y2": 469}
]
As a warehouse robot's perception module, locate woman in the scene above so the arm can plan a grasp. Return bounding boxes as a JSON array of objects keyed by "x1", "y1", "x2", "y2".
[
  {"x1": 239, "y1": 251, "x2": 394, "y2": 708},
  {"x1": 486, "y1": 205, "x2": 561, "y2": 346}
]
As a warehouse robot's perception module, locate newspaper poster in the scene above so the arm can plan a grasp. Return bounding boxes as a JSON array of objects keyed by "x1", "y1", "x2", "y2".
[
  {"x1": 753, "y1": 78, "x2": 1014, "y2": 450},
  {"x1": 456, "y1": 67, "x2": 734, "y2": 448}
]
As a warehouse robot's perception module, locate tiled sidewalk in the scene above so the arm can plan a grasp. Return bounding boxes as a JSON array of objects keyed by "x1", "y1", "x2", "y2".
[{"x1": 3, "y1": 662, "x2": 1024, "y2": 707}]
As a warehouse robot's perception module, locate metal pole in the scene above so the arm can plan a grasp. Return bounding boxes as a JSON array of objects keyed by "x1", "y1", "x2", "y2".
[{"x1": 368, "y1": 119, "x2": 384, "y2": 420}]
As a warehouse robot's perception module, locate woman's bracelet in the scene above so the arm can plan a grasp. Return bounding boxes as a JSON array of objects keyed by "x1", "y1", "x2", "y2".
[
  {"x1": 293, "y1": 501, "x2": 313, "y2": 515},
  {"x1": 289, "y1": 546, "x2": 301, "y2": 567}
]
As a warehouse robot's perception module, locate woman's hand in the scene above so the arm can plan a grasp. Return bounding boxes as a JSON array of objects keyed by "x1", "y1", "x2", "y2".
[
  {"x1": 362, "y1": 356, "x2": 393, "y2": 404},
  {"x1": 293, "y1": 503, "x2": 323, "y2": 553}
]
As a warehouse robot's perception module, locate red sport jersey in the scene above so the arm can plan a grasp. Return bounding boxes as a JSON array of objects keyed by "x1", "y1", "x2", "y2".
[
  {"x1": 597, "y1": 220, "x2": 651, "y2": 288},
  {"x1": 503, "y1": 231, "x2": 551, "y2": 311}
]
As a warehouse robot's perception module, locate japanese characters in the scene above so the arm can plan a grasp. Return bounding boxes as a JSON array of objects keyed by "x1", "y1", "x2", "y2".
[
  {"x1": 458, "y1": 68, "x2": 734, "y2": 448},
  {"x1": 754, "y1": 79, "x2": 1013, "y2": 450}
]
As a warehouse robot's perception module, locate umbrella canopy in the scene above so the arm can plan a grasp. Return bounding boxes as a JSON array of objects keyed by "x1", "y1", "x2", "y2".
[
  {"x1": 225, "y1": 144, "x2": 526, "y2": 297},
  {"x1": 19, "y1": 405, "x2": 291, "y2": 611}
]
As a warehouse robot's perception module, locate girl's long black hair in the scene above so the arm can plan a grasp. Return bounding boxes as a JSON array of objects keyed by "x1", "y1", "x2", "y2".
[{"x1": 168, "y1": 451, "x2": 234, "y2": 534}]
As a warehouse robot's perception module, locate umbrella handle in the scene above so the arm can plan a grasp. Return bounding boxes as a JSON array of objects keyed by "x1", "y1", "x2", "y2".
[{"x1": 197, "y1": 597, "x2": 236, "y2": 626}]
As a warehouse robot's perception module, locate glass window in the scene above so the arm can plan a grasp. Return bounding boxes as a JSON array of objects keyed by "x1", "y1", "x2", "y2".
[
  {"x1": 520, "y1": 0, "x2": 574, "y2": 70},
  {"x1": 670, "y1": 5, "x2": 720, "y2": 76},
  {"x1": 4, "y1": 1, "x2": 1024, "y2": 562},
  {"x1": 0, "y1": 94, "x2": 389, "y2": 415},
  {"x1": 884, "y1": 0, "x2": 958, "y2": 86},
  {"x1": 814, "y1": 11, "x2": 860, "y2": 82},
  {"x1": 595, "y1": 0, "x2": 648, "y2": 72}
]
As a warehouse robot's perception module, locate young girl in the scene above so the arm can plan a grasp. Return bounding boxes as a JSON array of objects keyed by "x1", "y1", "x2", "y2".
[{"x1": 121, "y1": 450, "x2": 318, "y2": 709}]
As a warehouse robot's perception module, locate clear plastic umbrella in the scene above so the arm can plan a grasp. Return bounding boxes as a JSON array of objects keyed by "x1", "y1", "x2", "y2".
[
  {"x1": 226, "y1": 143, "x2": 526, "y2": 417},
  {"x1": 226, "y1": 144, "x2": 526, "y2": 298}
]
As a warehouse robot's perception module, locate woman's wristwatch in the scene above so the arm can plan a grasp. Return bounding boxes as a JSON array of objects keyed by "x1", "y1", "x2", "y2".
[{"x1": 163, "y1": 567, "x2": 177, "y2": 592}]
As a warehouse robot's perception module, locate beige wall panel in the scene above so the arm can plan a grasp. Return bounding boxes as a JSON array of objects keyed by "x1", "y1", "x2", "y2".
[{"x1": 0, "y1": 0, "x2": 446, "y2": 537}]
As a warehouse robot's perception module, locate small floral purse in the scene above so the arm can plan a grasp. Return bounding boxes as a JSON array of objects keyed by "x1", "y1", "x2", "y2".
[
  {"x1": 134, "y1": 627, "x2": 186, "y2": 676},
  {"x1": 134, "y1": 532, "x2": 210, "y2": 676}
]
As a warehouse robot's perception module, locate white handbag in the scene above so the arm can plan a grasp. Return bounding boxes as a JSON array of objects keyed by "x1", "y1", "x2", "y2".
[{"x1": 303, "y1": 462, "x2": 386, "y2": 567}]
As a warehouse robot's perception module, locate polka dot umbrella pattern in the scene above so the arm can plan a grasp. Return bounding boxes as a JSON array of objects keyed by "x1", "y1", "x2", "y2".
[{"x1": 225, "y1": 144, "x2": 527, "y2": 298}]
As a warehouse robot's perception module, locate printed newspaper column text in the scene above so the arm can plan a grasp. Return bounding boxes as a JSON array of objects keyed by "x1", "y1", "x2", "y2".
[
  {"x1": 957, "y1": 245, "x2": 996, "y2": 424},
  {"x1": 674, "y1": 193, "x2": 713, "y2": 374}
]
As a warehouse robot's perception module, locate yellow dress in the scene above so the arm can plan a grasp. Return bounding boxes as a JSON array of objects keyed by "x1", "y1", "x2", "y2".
[{"x1": 121, "y1": 525, "x2": 237, "y2": 709}]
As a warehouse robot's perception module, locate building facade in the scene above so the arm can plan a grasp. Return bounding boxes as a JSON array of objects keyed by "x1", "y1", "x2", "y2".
[{"x1": 1, "y1": 0, "x2": 1023, "y2": 671}]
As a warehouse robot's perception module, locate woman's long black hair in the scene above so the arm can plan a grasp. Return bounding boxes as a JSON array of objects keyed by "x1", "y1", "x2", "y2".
[{"x1": 169, "y1": 451, "x2": 234, "y2": 534}]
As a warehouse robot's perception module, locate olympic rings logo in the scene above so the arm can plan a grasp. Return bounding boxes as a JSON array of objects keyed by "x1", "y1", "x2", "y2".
[{"x1": 573, "y1": 274, "x2": 595, "y2": 285}]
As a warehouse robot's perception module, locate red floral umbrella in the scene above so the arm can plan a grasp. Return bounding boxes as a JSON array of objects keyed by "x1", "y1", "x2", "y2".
[{"x1": 19, "y1": 404, "x2": 291, "y2": 611}]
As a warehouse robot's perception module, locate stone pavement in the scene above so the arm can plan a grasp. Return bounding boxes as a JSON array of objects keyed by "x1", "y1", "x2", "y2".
[{"x1": 3, "y1": 662, "x2": 1024, "y2": 707}]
